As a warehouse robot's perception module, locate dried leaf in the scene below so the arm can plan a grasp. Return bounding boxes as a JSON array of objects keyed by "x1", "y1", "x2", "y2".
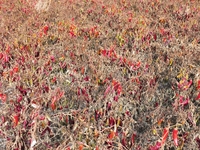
[{"x1": 30, "y1": 138, "x2": 37, "y2": 149}]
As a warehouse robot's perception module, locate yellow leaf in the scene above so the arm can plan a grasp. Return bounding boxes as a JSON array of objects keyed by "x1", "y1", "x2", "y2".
[
  {"x1": 59, "y1": 56, "x2": 65, "y2": 61},
  {"x1": 123, "y1": 68, "x2": 126, "y2": 75},
  {"x1": 169, "y1": 58, "x2": 173, "y2": 66},
  {"x1": 177, "y1": 69, "x2": 184, "y2": 79},
  {"x1": 30, "y1": 78, "x2": 33, "y2": 86},
  {"x1": 14, "y1": 39, "x2": 19, "y2": 47},
  {"x1": 189, "y1": 64, "x2": 196, "y2": 68},
  {"x1": 94, "y1": 129, "x2": 99, "y2": 138},
  {"x1": 152, "y1": 129, "x2": 157, "y2": 135},
  {"x1": 117, "y1": 118, "x2": 121, "y2": 126},
  {"x1": 45, "y1": 113, "x2": 52, "y2": 121},
  {"x1": 41, "y1": 121, "x2": 46, "y2": 128},
  {"x1": 32, "y1": 33, "x2": 37, "y2": 38},
  {"x1": 177, "y1": 74, "x2": 182, "y2": 79},
  {"x1": 119, "y1": 104, "x2": 123, "y2": 112},
  {"x1": 185, "y1": 74, "x2": 188, "y2": 80}
]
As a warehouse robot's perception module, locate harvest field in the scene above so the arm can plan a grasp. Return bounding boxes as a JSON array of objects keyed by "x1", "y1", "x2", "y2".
[{"x1": 0, "y1": 0, "x2": 200, "y2": 149}]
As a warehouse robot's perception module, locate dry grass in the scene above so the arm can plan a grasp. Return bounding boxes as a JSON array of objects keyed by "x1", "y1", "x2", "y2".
[{"x1": 0, "y1": 0, "x2": 200, "y2": 149}]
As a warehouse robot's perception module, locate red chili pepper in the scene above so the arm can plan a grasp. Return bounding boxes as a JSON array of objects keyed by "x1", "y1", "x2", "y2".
[
  {"x1": 121, "y1": 132, "x2": 127, "y2": 147},
  {"x1": 0, "y1": 53, "x2": 3, "y2": 59},
  {"x1": 108, "y1": 130, "x2": 115, "y2": 140},
  {"x1": 79, "y1": 144, "x2": 83, "y2": 150},
  {"x1": 157, "y1": 118, "x2": 163, "y2": 126},
  {"x1": 17, "y1": 95, "x2": 23, "y2": 103},
  {"x1": 51, "y1": 95, "x2": 57, "y2": 110},
  {"x1": 95, "y1": 146, "x2": 99, "y2": 150},
  {"x1": 0, "y1": 93, "x2": 7, "y2": 103},
  {"x1": 13, "y1": 115, "x2": 19, "y2": 127},
  {"x1": 173, "y1": 128, "x2": 178, "y2": 146},
  {"x1": 43, "y1": 25, "x2": 49, "y2": 35},
  {"x1": 117, "y1": 85, "x2": 122, "y2": 95},
  {"x1": 109, "y1": 117, "x2": 115, "y2": 126},
  {"x1": 196, "y1": 137, "x2": 200, "y2": 148},
  {"x1": 104, "y1": 85, "x2": 111, "y2": 97},
  {"x1": 121, "y1": 137, "x2": 127, "y2": 147},
  {"x1": 197, "y1": 80, "x2": 200, "y2": 90},
  {"x1": 131, "y1": 133, "x2": 136, "y2": 145},
  {"x1": 66, "y1": 147, "x2": 71, "y2": 150},
  {"x1": 1, "y1": 116, "x2": 5, "y2": 124},
  {"x1": 149, "y1": 141, "x2": 161, "y2": 150},
  {"x1": 51, "y1": 101, "x2": 56, "y2": 110},
  {"x1": 161, "y1": 128, "x2": 169, "y2": 145},
  {"x1": 112, "y1": 80, "x2": 122, "y2": 95},
  {"x1": 13, "y1": 66, "x2": 19, "y2": 73},
  {"x1": 196, "y1": 92, "x2": 200, "y2": 100}
]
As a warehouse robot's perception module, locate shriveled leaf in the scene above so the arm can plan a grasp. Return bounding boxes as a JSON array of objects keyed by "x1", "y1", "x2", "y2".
[{"x1": 30, "y1": 138, "x2": 37, "y2": 149}]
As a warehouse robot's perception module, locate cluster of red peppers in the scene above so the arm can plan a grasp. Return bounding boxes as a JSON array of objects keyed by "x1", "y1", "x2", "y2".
[{"x1": 149, "y1": 127, "x2": 178, "y2": 150}]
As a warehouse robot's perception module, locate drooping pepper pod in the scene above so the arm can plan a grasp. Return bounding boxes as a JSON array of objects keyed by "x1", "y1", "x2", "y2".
[
  {"x1": 161, "y1": 127, "x2": 169, "y2": 145},
  {"x1": 172, "y1": 128, "x2": 178, "y2": 146},
  {"x1": 108, "y1": 130, "x2": 115, "y2": 140},
  {"x1": 13, "y1": 114, "x2": 19, "y2": 127}
]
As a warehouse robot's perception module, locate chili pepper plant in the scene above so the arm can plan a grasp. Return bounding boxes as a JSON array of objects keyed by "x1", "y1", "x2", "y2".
[{"x1": 0, "y1": 0, "x2": 200, "y2": 149}]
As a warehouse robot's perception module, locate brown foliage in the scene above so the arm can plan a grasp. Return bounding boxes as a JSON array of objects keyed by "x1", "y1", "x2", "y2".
[{"x1": 0, "y1": 0, "x2": 200, "y2": 149}]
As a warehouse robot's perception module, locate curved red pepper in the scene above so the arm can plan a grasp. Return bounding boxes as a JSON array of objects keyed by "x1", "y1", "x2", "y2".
[
  {"x1": 108, "y1": 130, "x2": 115, "y2": 140},
  {"x1": 0, "y1": 93, "x2": 7, "y2": 103},
  {"x1": 131, "y1": 133, "x2": 136, "y2": 146},
  {"x1": 13, "y1": 115, "x2": 19, "y2": 127},
  {"x1": 149, "y1": 141, "x2": 161, "y2": 150},
  {"x1": 161, "y1": 128, "x2": 169, "y2": 145},
  {"x1": 196, "y1": 92, "x2": 200, "y2": 100},
  {"x1": 51, "y1": 101, "x2": 56, "y2": 110},
  {"x1": 173, "y1": 128, "x2": 178, "y2": 146},
  {"x1": 43, "y1": 25, "x2": 49, "y2": 35}
]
